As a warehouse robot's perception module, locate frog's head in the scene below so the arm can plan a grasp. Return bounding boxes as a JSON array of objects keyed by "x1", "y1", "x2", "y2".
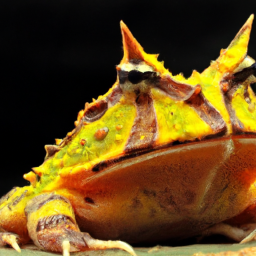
[{"x1": 28, "y1": 15, "x2": 256, "y2": 190}]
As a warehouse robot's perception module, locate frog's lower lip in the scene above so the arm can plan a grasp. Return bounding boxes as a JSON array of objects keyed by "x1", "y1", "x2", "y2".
[{"x1": 91, "y1": 134, "x2": 256, "y2": 173}]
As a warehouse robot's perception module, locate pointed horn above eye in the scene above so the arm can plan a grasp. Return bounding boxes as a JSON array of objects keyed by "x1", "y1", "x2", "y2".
[
  {"x1": 120, "y1": 21, "x2": 145, "y2": 63},
  {"x1": 217, "y1": 14, "x2": 254, "y2": 73},
  {"x1": 119, "y1": 21, "x2": 167, "y2": 74}
]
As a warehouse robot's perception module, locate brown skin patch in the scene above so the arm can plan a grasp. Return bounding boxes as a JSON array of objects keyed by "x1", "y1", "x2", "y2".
[
  {"x1": 125, "y1": 93, "x2": 157, "y2": 152},
  {"x1": 143, "y1": 189, "x2": 156, "y2": 198},
  {"x1": 106, "y1": 85, "x2": 123, "y2": 107},
  {"x1": 221, "y1": 80, "x2": 245, "y2": 134},
  {"x1": 185, "y1": 90, "x2": 227, "y2": 135},
  {"x1": 37, "y1": 220, "x2": 87, "y2": 252},
  {"x1": 83, "y1": 100, "x2": 108, "y2": 123},
  {"x1": 36, "y1": 214, "x2": 74, "y2": 232},
  {"x1": 129, "y1": 58, "x2": 143, "y2": 64},
  {"x1": 157, "y1": 75, "x2": 201, "y2": 101},
  {"x1": 130, "y1": 197, "x2": 143, "y2": 209},
  {"x1": 44, "y1": 145, "x2": 60, "y2": 159},
  {"x1": 121, "y1": 25, "x2": 144, "y2": 61}
]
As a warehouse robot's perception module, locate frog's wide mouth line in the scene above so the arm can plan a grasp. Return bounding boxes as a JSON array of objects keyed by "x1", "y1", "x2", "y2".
[{"x1": 89, "y1": 134, "x2": 256, "y2": 174}]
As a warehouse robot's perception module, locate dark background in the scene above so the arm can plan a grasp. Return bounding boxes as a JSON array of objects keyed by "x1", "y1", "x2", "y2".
[{"x1": 1, "y1": 0, "x2": 256, "y2": 195}]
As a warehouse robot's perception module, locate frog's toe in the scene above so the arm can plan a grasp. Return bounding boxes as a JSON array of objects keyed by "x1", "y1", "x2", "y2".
[
  {"x1": 83, "y1": 232, "x2": 136, "y2": 256},
  {"x1": 62, "y1": 240, "x2": 70, "y2": 256},
  {"x1": 60, "y1": 234, "x2": 136, "y2": 256},
  {"x1": 240, "y1": 229, "x2": 256, "y2": 243},
  {"x1": 199, "y1": 223, "x2": 256, "y2": 242},
  {"x1": 0, "y1": 232, "x2": 21, "y2": 252}
]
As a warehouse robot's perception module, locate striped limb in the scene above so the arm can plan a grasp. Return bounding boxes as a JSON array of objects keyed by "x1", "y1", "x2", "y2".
[{"x1": 25, "y1": 193, "x2": 136, "y2": 256}]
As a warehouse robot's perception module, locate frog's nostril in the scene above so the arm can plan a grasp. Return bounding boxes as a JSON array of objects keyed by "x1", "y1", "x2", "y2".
[{"x1": 85, "y1": 197, "x2": 94, "y2": 204}]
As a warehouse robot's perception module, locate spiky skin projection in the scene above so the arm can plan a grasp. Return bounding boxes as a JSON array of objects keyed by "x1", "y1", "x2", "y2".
[{"x1": 0, "y1": 15, "x2": 256, "y2": 256}]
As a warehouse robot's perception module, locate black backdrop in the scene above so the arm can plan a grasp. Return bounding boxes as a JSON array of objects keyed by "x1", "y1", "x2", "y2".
[{"x1": 1, "y1": 0, "x2": 256, "y2": 195}]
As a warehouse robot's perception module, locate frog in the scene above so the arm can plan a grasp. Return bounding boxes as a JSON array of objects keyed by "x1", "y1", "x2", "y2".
[{"x1": 1, "y1": 14, "x2": 256, "y2": 256}]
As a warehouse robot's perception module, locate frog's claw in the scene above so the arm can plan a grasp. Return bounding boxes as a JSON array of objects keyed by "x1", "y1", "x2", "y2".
[
  {"x1": 240, "y1": 229, "x2": 256, "y2": 243},
  {"x1": 62, "y1": 240, "x2": 70, "y2": 256},
  {"x1": 199, "y1": 223, "x2": 256, "y2": 243},
  {"x1": 83, "y1": 232, "x2": 136, "y2": 256},
  {"x1": 25, "y1": 193, "x2": 136, "y2": 256},
  {"x1": 0, "y1": 232, "x2": 21, "y2": 252},
  {"x1": 61, "y1": 234, "x2": 136, "y2": 256}
]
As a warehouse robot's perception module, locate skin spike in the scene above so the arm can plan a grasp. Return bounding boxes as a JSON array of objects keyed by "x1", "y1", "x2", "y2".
[
  {"x1": 217, "y1": 14, "x2": 254, "y2": 73},
  {"x1": 119, "y1": 21, "x2": 167, "y2": 73},
  {"x1": 23, "y1": 171, "x2": 37, "y2": 187},
  {"x1": 120, "y1": 20, "x2": 145, "y2": 63},
  {"x1": 203, "y1": 14, "x2": 254, "y2": 76},
  {"x1": 2, "y1": 234, "x2": 21, "y2": 253},
  {"x1": 240, "y1": 229, "x2": 256, "y2": 244}
]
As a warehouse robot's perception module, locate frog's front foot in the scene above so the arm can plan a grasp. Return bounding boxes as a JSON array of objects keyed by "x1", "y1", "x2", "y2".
[
  {"x1": 25, "y1": 193, "x2": 136, "y2": 256},
  {"x1": 0, "y1": 232, "x2": 21, "y2": 252}
]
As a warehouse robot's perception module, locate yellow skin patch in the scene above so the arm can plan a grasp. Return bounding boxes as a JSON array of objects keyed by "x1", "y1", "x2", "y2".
[
  {"x1": 152, "y1": 88, "x2": 212, "y2": 144},
  {"x1": 232, "y1": 86, "x2": 256, "y2": 132},
  {"x1": 34, "y1": 99, "x2": 136, "y2": 191},
  {"x1": 61, "y1": 101, "x2": 136, "y2": 168},
  {"x1": 28, "y1": 199, "x2": 75, "y2": 224}
]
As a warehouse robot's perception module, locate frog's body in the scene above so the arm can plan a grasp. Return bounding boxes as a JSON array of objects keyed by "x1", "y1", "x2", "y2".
[{"x1": 1, "y1": 15, "x2": 256, "y2": 256}]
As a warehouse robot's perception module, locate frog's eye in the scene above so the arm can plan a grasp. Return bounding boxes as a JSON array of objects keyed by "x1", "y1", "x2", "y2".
[
  {"x1": 233, "y1": 62, "x2": 256, "y2": 83},
  {"x1": 118, "y1": 70, "x2": 156, "y2": 84},
  {"x1": 128, "y1": 70, "x2": 144, "y2": 84},
  {"x1": 128, "y1": 70, "x2": 156, "y2": 84}
]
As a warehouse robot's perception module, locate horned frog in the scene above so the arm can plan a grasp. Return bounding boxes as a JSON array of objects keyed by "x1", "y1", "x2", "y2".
[{"x1": 1, "y1": 14, "x2": 256, "y2": 256}]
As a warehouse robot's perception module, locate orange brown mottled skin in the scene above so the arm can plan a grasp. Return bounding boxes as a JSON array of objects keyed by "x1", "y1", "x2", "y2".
[{"x1": 1, "y1": 15, "x2": 256, "y2": 256}]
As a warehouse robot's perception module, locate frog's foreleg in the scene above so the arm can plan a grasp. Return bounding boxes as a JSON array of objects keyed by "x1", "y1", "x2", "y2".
[
  {"x1": 0, "y1": 231, "x2": 21, "y2": 252},
  {"x1": 25, "y1": 193, "x2": 136, "y2": 256}
]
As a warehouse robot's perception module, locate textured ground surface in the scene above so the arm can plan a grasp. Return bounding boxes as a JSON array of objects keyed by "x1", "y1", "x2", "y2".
[{"x1": 1, "y1": 242, "x2": 256, "y2": 256}]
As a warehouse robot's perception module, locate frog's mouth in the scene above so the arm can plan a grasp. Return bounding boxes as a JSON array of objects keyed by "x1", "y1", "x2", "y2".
[{"x1": 91, "y1": 133, "x2": 256, "y2": 173}]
